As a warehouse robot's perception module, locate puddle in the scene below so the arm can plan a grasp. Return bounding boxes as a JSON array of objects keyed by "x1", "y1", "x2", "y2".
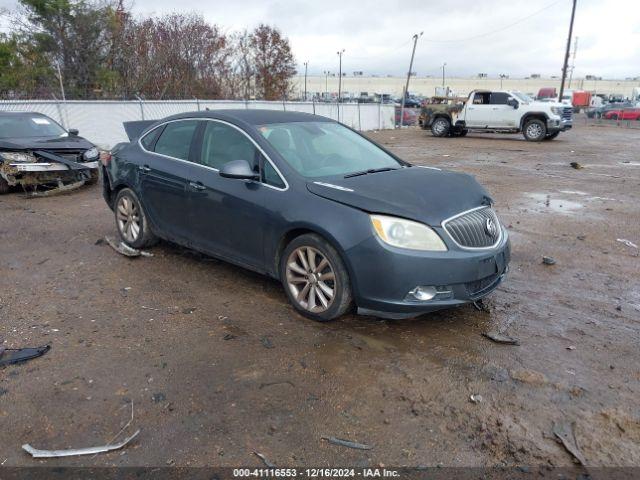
[{"x1": 528, "y1": 193, "x2": 584, "y2": 214}]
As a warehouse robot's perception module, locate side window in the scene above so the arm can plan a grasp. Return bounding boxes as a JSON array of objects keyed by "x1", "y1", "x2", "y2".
[
  {"x1": 200, "y1": 121, "x2": 261, "y2": 171},
  {"x1": 153, "y1": 120, "x2": 199, "y2": 160},
  {"x1": 490, "y1": 92, "x2": 510, "y2": 105},
  {"x1": 262, "y1": 160, "x2": 285, "y2": 189},
  {"x1": 472, "y1": 92, "x2": 491, "y2": 104},
  {"x1": 140, "y1": 126, "x2": 163, "y2": 150}
]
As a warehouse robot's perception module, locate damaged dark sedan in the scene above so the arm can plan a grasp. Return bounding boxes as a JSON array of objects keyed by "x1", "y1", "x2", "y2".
[
  {"x1": 101, "y1": 110, "x2": 510, "y2": 321},
  {"x1": 0, "y1": 112, "x2": 99, "y2": 194}
]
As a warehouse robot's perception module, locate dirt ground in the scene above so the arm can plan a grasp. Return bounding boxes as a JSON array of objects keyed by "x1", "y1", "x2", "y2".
[{"x1": 0, "y1": 118, "x2": 639, "y2": 468}]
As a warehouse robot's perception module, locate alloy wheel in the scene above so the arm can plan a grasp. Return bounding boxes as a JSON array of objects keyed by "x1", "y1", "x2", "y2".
[
  {"x1": 116, "y1": 195, "x2": 141, "y2": 243},
  {"x1": 526, "y1": 122, "x2": 543, "y2": 139},
  {"x1": 286, "y1": 246, "x2": 336, "y2": 313},
  {"x1": 433, "y1": 119, "x2": 448, "y2": 135}
]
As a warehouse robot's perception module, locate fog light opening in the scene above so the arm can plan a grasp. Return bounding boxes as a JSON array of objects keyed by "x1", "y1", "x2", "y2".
[{"x1": 406, "y1": 286, "x2": 437, "y2": 302}]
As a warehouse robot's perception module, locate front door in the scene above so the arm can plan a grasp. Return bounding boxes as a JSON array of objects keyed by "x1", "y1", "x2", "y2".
[
  {"x1": 187, "y1": 120, "x2": 287, "y2": 270},
  {"x1": 489, "y1": 92, "x2": 521, "y2": 128}
]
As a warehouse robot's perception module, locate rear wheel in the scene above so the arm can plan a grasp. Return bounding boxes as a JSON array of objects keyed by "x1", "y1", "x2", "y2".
[
  {"x1": 431, "y1": 117, "x2": 451, "y2": 137},
  {"x1": 544, "y1": 131, "x2": 560, "y2": 140},
  {"x1": 523, "y1": 118, "x2": 546, "y2": 142},
  {"x1": 280, "y1": 233, "x2": 353, "y2": 322},
  {"x1": 458, "y1": 129, "x2": 468, "y2": 137},
  {"x1": 114, "y1": 188, "x2": 158, "y2": 249}
]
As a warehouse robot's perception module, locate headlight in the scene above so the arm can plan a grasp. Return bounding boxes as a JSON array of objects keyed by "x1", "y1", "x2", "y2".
[
  {"x1": 83, "y1": 147, "x2": 99, "y2": 160},
  {"x1": 550, "y1": 106, "x2": 563, "y2": 115},
  {"x1": 370, "y1": 214, "x2": 447, "y2": 251},
  {"x1": 0, "y1": 151, "x2": 37, "y2": 163}
]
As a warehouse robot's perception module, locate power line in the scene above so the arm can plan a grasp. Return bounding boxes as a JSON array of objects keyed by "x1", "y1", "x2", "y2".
[{"x1": 419, "y1": 0, "x2": 564, "y2": 44}]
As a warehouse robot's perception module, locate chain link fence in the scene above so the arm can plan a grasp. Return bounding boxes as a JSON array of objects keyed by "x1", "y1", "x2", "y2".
[{"x1": 0, "y1": 99, "x2": 396, "y2": 148}]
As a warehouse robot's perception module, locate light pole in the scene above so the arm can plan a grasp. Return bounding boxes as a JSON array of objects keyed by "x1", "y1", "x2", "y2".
[
  {"x1": 400, "y1": 32, "x2": 423, "y2": 128},
  {"x1": 323, "y1": 71, "x2": 329, "y2": 100},
  {"x1": 558, "y1": 0, "x2": 578, "y2": 103},
  {"x1": 303, "y1": 61, "x2": 308, "y2": 101},
  {"x1": 337, "y1": 49, "x2": 345, "y2": 121},
  {"x1": 499, "y1": 74, "x2": 508, "y2": 89},
  {"x1": 442, "y1": 62, "x2": 447, "y2": 87}
]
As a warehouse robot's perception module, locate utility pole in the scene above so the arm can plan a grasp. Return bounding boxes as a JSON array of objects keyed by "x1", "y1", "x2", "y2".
[
  {"x1": 337, "y1": 49, "x2": 345, "y2": 121},
  {"x1": 442, "y1": 62, "x2": 446, "y2": 87},
  {"x1": 568, "y1": 36, "x2": 578, "y2": 88},
  {"x1": 558, "y1": 0, "x2": 578, "y2": 103},
  {"x1": 400, "y1": 32, "x2": 423, "y2": 128},
  {"x1": 303, "y1": 61, "x2": 308, "y2": 101}
]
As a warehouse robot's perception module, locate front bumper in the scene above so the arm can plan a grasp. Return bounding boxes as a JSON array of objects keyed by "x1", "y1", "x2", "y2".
[
  {"x1": 547, "y1": 116, "x2": 572, "y2": 132},
  {"x1": 8, "y1": 160, "x2": 99, "y2": 172},
  {"x1": 347, "y1": 227, "x2": 511, "y2": 319}
]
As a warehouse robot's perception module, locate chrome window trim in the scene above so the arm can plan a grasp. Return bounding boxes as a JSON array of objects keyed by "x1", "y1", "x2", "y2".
[
  {"x1": 138, "y1": 117, "x2": 289, "y2": 192},
  {"x1": 312, "y1": 182, "x2": 354, "y2": 192},
  {"x1": 441, "y1": 205, "x2": 503, "y2": 251}
]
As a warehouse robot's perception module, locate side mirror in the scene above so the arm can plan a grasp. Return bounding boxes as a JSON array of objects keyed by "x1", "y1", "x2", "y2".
[
  {"x1": 219, "y1": 160, "x2": 259, "y2": 180},
  {"x1": 68, "y1": 128, "x2": 79, "y2": 136},
  {"x1": 507, "y1": 99, "x2": 519, "y2": 109}
]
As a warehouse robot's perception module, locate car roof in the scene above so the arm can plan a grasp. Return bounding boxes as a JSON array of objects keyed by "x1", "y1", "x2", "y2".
[{"x1": 166, "y1": 109, "x2": 333, "y2": 126}]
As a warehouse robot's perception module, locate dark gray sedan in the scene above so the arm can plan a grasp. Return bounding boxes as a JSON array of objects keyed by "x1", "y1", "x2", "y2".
[{"x1": 101, "y1": 110, "x2": 510, "y2": 321}]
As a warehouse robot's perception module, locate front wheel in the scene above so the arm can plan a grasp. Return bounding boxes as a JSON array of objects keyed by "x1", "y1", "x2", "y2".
[
  {"x1": 523, "y1": 118, "x2": 546, "y2": 142},
  {"x1": 280, "y1": 234, "x2": 353, "y2": 322},
  {"x1": 431, "y1": 117, "x2": 451, "y2": 137},
  {"x1": 0, "y1": 177, "x2": 9, "y2": 194},
  {"x1": 544, "y1": 131, "x2": 560, "y2": 140},
  {"x1": 114, "y1": 188, "x2": 158, "y2": 249}
]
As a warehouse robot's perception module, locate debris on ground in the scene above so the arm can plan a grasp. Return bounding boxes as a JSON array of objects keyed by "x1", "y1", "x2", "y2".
[
  {"x1": 616, "y1": 238, "x2": 638, "y2": 249},
  {"x1": 510, "y1": 369, "x2": 548, "y2": 385},
  {"x1": 0, "y1": 345, "x2": 50, "y2": 367},
  {"x1": 542, "y1": 256, "x2": 556, "y2": 265},
  {"x1": 182, "y1": 307, "x2": 197, "y2": 314},
  {"x1": 22, "y1": 430, "x2": 140, "y2": 458},
  {"x1": 472, "y1": 299, "x2": 491, "y2": 312},
  {"x1": 553, "y1": 421, "x2": 586, "y2": 465},
  {"x1": 322, "y1": 436, "x2": 373, "y2": 450},
  {"x1": 253, "y1": 451, "x2": 276, "y2": 468},
  {"x1": 103, "y1": 236, "x2": 153, "y2": 258},
  {"x1": 576, "y1": 235, "x2": 586, "y2": 241},
  {"x1": 469, "y1": 394, "x2": 483, "y2": 404},
  {"x1": 260, "y1": 336, "x2": 274, "y2": 349},
  {"x1": 482, "y1": 331, "x2": 520, "y2": 346},
  {"x1": 570, "y1": 162, "x2": 583, "y2": 170},
  {"x1": 566, "y1": 345, "x2": 576, "y2": 350},
  {"x1": 22, "y1": 401, "x2": 139, "y2": 458}
]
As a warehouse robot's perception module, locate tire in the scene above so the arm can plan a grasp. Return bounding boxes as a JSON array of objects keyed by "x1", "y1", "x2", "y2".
[
  {"x1": 522, "y1": 118, "x2": 547, "y2": 142},
  {"x1": 431, "y1": 117, "x2": 451, "y2": 137},
  {"x1": 0, "y1": 177, "x2": 9, "y2": 194},
  {"x1": 459, "y1": 129, "x2": 468, "y2": 137},
  {"x1": 114, "y1": 188, "x2": 158, "y2": 249},
  {"x1": 544, "y1": 131, "x2": 560, "y2": 140},
  {"x1": 610, "y1": 114, "x2": 618, "y2": 120},
  {"x1": 280, "y1": 233, "x2": 353, "y2": 322}
]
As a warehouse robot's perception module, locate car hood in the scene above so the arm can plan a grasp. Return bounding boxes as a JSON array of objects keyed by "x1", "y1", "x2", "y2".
[
  {"x1": 0, "y1": 135, "x2": 94, "y2": 151},
  {"x1": 306, "y1": 166, "x2": 492, "y2": 226}
]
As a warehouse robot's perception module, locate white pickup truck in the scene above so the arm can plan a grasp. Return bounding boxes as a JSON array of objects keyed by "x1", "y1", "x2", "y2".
[{"x1": 419, "y1": 90, "x2": 573, "y2": 141}]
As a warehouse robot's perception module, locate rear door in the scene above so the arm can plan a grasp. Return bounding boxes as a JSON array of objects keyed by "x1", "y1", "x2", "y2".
[
  {"x1": 464, "y1": 92, "x2": 495, "y2": 127},
  {"x1": 186, "y1": 120, "x2": 288, "y2": 270},
  {"x1": 138, "y1": 119, "x2": 200, "y2": 242}
]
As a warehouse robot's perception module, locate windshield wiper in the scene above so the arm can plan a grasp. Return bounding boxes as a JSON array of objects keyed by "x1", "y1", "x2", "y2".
[{"x1": 344, "y1": 167, "x2": 399, "y2": 178}]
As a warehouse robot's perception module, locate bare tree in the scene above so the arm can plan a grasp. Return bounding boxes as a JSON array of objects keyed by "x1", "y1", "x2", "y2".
[{"x1": 249, "y1": 24, "x2": 296, "y2": 100}]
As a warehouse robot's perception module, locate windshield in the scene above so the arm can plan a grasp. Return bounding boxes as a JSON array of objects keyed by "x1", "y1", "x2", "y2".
[
  {"x1": 258, "y1": 122, "x2": 402, "y2": 178},
  {"x1": 0, "y1": 115, "x2": 67, "y2": 138},
  {"x1": 512, "y1": 91, "x2": 533, "y2": 103}
]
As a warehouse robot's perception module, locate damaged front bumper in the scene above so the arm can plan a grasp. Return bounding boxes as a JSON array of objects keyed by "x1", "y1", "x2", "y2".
[{"x1": 0, "y1": 153, "x2": 98, "y2": 193}]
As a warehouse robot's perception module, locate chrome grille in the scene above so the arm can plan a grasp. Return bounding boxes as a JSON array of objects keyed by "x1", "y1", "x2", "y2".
[
  {"x1": 443, "y1": 207, "x2": 501, "y2": 249},
  {"x1": 562, "y1": 107, "x2": 573, "y2": 121}
]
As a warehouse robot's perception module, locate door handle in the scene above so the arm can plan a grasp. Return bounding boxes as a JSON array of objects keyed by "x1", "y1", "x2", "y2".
[
  {"x1": 189, "y1": 181, "x2": 206, "y2": 191},
  {"x1": 138, "y1": 165, "x2": 151, "y2": 172},
  {"x1": 467, "y1": 107, "x2": 475, "y2": 110}
]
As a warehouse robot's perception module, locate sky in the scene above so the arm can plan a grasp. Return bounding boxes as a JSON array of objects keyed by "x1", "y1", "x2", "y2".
[{"x1": 1, "y1": 0, "x2": 639, "y2": 79}]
